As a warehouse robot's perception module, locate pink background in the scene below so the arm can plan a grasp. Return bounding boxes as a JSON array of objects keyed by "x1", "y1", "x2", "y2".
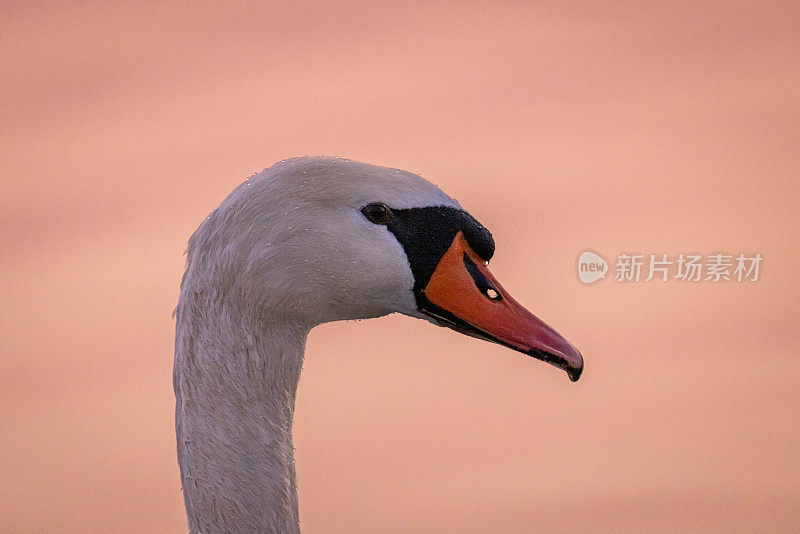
[{"x1": 2, "y1": 2, "x2": 798, "y2": 532}]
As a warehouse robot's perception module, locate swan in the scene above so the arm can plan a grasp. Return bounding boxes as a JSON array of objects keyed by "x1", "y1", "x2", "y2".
[{"x1": 173, "y1": 156, "x2": 583, "y2": 533}]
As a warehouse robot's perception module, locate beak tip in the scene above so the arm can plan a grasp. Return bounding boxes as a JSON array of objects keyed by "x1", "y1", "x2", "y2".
[
  {"x1": 567, "y1": 364, "x2": 583, "y2": 382},
  {"x1": 566, "y1": 351, "x2": 584, "y2": 382},
  {"x1": 526, "y1": 346, "x2": 584, "y2": 382}
]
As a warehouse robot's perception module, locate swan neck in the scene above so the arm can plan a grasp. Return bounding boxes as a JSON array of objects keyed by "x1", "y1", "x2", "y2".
[{"x1": 174, "y1": 304, "x2": 308, "y2": 534}]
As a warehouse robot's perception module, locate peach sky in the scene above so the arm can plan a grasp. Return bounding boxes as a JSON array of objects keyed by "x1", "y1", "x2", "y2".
[{"x1": 1, "y1": 2, "x2": 799, "y2": 532}]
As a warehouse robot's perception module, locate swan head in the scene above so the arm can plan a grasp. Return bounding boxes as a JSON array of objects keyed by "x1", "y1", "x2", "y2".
[{"x1": 185, "y1": 156, "x2": 583, "y2": 381}]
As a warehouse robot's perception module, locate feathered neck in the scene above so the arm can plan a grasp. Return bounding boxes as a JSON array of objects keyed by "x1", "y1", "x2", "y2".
[{"x1": 174, "y1": 286, "x2": 308, "y2": 533}]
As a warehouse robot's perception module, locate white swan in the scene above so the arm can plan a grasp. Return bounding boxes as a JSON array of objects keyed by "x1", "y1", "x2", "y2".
[{"x1": 173, "y1": 156, "x2": 583, "y2": 533}]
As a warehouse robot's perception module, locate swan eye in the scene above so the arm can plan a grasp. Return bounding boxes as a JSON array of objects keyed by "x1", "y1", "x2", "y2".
[{"x1": 361, "y1": 202, "x2": 393, "y2": 225}]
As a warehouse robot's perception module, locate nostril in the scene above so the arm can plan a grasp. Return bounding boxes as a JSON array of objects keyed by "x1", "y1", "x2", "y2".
[{"x1": 463, "y1": 253, "x2": 503, "y2": 301}]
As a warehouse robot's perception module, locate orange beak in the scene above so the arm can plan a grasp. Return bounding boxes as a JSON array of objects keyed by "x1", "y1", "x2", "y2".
[{"x1": 417, "y1": 231, "x2": 584, "y2": 381}]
